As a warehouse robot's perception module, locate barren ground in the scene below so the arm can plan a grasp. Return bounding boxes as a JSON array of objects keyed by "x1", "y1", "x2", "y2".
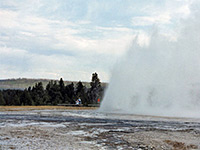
[{"x1": 0, "y1": 107, "x2": 200, "y2": 150}]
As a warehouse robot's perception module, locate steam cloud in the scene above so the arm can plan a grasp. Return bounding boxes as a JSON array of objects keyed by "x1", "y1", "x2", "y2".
[{"x1": 100, "y1": 1, "x2": 200, "y2": 118}]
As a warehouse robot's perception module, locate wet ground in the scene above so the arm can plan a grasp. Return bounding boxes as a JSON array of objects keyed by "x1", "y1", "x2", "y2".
[{"x1": 0, "y1": 109, "x2": 200, "y2": 149}]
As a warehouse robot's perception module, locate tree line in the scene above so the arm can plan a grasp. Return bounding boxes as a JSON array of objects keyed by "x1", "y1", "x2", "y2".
[{"x1": 0, "y1": 72, "x2": 104, "y2": 106}]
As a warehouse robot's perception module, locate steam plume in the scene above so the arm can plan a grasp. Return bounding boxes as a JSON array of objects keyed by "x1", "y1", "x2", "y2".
[{"x1": 100, "y1": 1, "x2": 200, "y2": 118}]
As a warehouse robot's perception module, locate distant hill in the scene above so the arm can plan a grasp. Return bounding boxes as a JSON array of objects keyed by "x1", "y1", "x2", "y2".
[{"x1": 0, "y1": 78, "x2": 107, "y2": 90}]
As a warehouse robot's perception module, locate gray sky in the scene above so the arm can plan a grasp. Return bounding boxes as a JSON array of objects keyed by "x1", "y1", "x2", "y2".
[{"x1": 0, "y1": 0, "x2": 192, "y2": 81}]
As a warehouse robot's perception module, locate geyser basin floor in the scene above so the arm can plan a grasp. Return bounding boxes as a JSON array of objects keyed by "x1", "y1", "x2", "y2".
[{"x1": 0, "y1": 109, "x2": 200, "y2": 150}]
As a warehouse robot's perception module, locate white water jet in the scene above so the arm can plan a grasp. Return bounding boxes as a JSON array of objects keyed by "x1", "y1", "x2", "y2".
[{"x1": 100, "y1": 2, "x2": 200, "y2": 118}]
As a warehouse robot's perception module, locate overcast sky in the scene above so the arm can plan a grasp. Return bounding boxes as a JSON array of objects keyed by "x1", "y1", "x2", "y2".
[{"x1": 0, "y1": 0, "x2": 192, "y2": 81}]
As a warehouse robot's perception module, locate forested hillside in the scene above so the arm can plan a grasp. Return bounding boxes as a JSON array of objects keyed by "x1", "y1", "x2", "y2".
[
  {"x1": 0, "y1": 73, "x2": 107, "y2": 106},
  {"x1": 0, "y1": 78, "x2": 99, "y2": 90}
]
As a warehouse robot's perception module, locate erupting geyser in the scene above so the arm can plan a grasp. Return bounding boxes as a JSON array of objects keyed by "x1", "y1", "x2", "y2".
[{"x1": 100, "y1": 2, "x2": 200, "y2": 118}]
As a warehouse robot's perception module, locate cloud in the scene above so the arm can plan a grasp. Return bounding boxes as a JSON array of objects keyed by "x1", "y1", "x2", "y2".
[
  {"x1": 0, "y1": 5, "x2": 133, "y2": 81},
  {"x1": 0, "y1": 7, "x2": 134, "y2": 55},
  {"x1": 132, "y1": 13, "x2": 171, "y2": 26},
  {"x1": 0, "y1": 0, "x2": 196, "y2": 81},
  {"x1": 0, "y1": 10, "x2": 19, "y2": 28},
  {"x1": 0, "y1": 46, "x2": 27, "y2": 56}
]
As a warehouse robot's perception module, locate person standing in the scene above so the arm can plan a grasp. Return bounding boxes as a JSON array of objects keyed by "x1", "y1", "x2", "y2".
[
  {"x1": 76, "y1": 99, "x2": 79, "y2": 105},
  {"x1": 78, "y1": 97, "x2": 82, "y2": 105}
]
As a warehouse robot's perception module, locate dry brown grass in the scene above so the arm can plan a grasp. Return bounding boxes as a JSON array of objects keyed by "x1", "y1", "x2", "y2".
[
  {"x1": 164, "y1": 140, "x2": 198, "y2": 150},
  {"x1": 0, "y1": 106, "x2": 98, "y2": 111}
]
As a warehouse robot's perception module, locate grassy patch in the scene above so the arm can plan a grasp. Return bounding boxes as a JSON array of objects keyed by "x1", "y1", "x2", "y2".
[
  {"x1": 0, "y1": 106, "x2": 98, "y2": 111},
  {"x1": 164, "y1": 140, "x2": 198, "y2": 150}
]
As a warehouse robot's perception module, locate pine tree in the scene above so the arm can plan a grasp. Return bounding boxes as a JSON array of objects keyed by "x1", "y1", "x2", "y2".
[
  {"x1": 0, "y1": 91, "x2": 5, "y2": 106},
  {"x1": 59, "y1": 78, "x2": 65, "y2": 103},
  {"x1": 88, "y1": 72, "x2": 102, "y2": 104},
  {"x1": 13, "y1": 95, "x2": 20, "y2": 106},
  {"x1": 90, "y1": 72, "x2": 101, "y2": 90},
  {"x1": 46, "y1": 80, "x2": 54, "y2": 105},
  {"x1": 65, "y1": 82, "x2": 75, "y2": 104},
  {"x1": 75, "y1": 81, "x2": 89, "y2": 105},
  {"x1": 76, "y1": 81, "x2": 84, "y2": 95},
  {"x1": 59, "y1": 78, "x2": 65, "y2": 91},
  {"x1": 2, "y1": 91, "x2": 9, "y2": 105},
  {"x1": 20, "y1": 89, "x2": 33, "y2": 105},
  {"x1": 79, "y1": 87, "x2": 89, "y2": 106},
  {"x1": 46, "y1": 81, "x2": 62, "y2": 105},
  {"x1": 32, "y1": 82, "x2": 45, "y2": 105}
]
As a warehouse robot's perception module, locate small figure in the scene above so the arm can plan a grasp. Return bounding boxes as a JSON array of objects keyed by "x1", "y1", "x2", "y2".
[
  {"x1": 76, "y1": 99, "x2": 79, "y2": 105},
  {"x1": 78, "y1": 97, "x2": 82, "y2": 105}
]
